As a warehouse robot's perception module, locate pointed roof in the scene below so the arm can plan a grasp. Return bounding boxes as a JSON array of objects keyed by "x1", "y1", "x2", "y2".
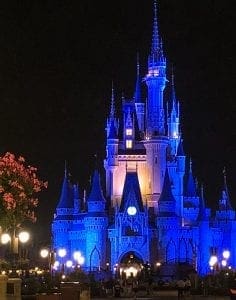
[
  {"x1": 87, "y1": 170, "x2": 105, "y2": 202},
  {"x1": 197, "y1": 184, "x2": 208, "y2": 221},
  {"x1": 148, "y1": 0, "x2": 165, "y2": 67},
  {"x1": 134, "y1": 53, "x2": 142, "y2": 103},
  {"x1": 159, "y1": 168, "x2": 175, "y2": 203},
  {"x1": 108, "y1": 118, "x2": 118, "y2": 139},
  {"x1": 57, "y1": 171, "x2": 74, "y2": 209},
  {"x1": 110, "y1": 82, "x2": 115, "y2": 118},
  {"x1": 120, "y1": 172, "x2": 144, "y2": 212},
  {"x1": 177, "y1": 139, "x2": 185, "y2": 156},
  {"x1": 219, "y1": 168, "x2": 232, "y2": 210},
  {"x1": 170, "y1": 71, "x2": 178, "y2": 116},
  {"x1": 185, "y1": 159, "x2": 197, "y2": 197}
]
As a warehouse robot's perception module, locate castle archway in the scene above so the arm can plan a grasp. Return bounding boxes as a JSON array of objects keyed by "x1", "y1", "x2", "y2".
[{"x1": 118, "y1": 251, "x2": 144, "y2": 279}]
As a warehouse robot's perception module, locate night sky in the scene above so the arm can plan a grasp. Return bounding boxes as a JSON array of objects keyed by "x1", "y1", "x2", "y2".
[{"x1": 0, "y1": 0, "x2": 235, "y2": 244}]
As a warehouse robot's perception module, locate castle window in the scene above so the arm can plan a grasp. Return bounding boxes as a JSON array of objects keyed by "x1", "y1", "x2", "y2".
[
  {"x1": 126, "y1": 140, "x2": 132, "y2": 149},
  {"x1": 126, "y1": 129, "x2": 132, "y2": 136}
]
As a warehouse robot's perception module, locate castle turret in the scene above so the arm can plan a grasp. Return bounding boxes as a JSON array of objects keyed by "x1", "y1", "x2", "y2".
[
  {"x1": 216, "y1": 168, "x2": 235, "y2": 221},
  {"x1": 197, "y1": 185, "x2": 210, "y2": 275},
  {"x1": 104, "y1": 85, "x2": 119, "y2": 199},
  {"x1": 84, "y1": 170, "x2": 108, "y2": 270},
  {"x1": 144, "y1": 0, "x2": 168, "y2": 200},
  {"x1": 134, "y1": 54, "x2": 145, "y2": 133},
  {"x1": 52, "y1": 168, "x2": 75, "y2": 260},
  {"x1": 167, "y1": 72, "x2": 180, "y2": 155},
  {"x1": 145, "y1": 0, "x2": 166, "y2": 137},
  {"x1": 183, "y1": 159, "x2": 199, "y2": 224}
]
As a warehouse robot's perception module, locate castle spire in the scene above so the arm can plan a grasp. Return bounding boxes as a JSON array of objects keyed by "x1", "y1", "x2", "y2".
[
  {"x1": 110, "y1": 81, "x2": 115, "y2": 118},
  {"x1": 220, "y1": 167, "x2": 232, "y2": 210},
  {"x1": 134, "y1": 53, "x2": 142, "y2": 103},
  {"x1": 171, "y1": 67, "x2": 177, "y2": 109},
  {"x1": 64, "y1": 160, "x2": 67, "y2": 178},
  {"x1": 197, "y1": 184, "x2": 208, "y2": 221},
  {"x1": 152, "y1": 0, "x2": 159, "y2": 54},
  {"x1": 149, "y1": 0, "x2": 165, "y2": 67},
  {"x1": 185, "y1": 158, "x2": 197, "y2": 197}
]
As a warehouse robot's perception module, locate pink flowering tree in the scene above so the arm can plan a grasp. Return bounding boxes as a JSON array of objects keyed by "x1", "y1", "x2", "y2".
[{"x1": 0, "y1": 152, "x2": 47, "y2": 233}]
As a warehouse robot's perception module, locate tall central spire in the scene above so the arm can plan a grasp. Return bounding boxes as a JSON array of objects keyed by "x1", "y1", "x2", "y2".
[
  {"x1": 148, "y1": 0, "x2": 165, "y2": 68},
  {"x1": 152, "y1": 0, "x2": 159, "y2": 54},
  {"x1": 110, "y1": 81, "x2": 115, "y2": 118}
]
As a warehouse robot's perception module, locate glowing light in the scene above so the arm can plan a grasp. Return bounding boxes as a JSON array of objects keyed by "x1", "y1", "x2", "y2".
[
  {"x1": 1, "y1": 233, "x2": 11, "y2": 244},
  {"x1": 73, "y1": 251, "x2": 85, "y2": 265},
  {"x1": 66, "y1": 260, "x2": 73, "y2": 268},
  {"x1": 126, "y1": 129, "x2": 132, "y2": 136},
  {"x1": 58, "y1": 248, "x2": 67, "y2": 258},
  {"x1": 209, "y1": 255, "x2": 218, "y2": 267},
  {"x1": 221, "y1": 260, "x2": 227, "y2": 267},
  {"x1": 127, "y1": 206, "x2": 137, "y2": 216},
  {"x1": 223, "y1": 250, "x2": 230, "y2": 260},
  {"x1": 125, "y1": 266, "x2": 138, "y2": 278},
  {"x1": 40, "y1": 248, "x2": 49, "y2": 258},
  {"x1": 126, "y1": 140, "x2": 132, "y2": 149},
  {"x1": 19, "y1": 231, "x2": 30, "y2": 243},
  {"x1": 53, "y1": 261, "x2": 60, "y2": 270}
]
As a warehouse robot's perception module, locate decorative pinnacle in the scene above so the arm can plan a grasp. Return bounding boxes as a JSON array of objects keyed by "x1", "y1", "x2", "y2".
[
  {"x1": 137, "y1": 52, "x2": 140, "y2": 76},
  {"x1": 152, "y1": 0, "x2": 159, "y2": 54},
  {"x1": 223, "y1": 166, "x2": 227, "y2": 186},
  {"x1": 189, "y1": 158, "x2": 192, "y2": 173},
  {"x1": 110, "y1": 81, "x2": 115, "y2": 118},
  {"x1": 64, "y1": 160, "x2": 67, "y2": 177}
]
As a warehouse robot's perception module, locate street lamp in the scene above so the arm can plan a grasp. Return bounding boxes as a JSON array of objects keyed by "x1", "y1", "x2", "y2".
[
  {"x1": 73, "y1": 251, "x2": 85, "y2": 268},
  {"x1": 1, "y1": 233, "x2": 11, "y2": 244},
  {"x1": 221, "y1": 250, "x2": 230, "y2": 270},
  {"x1": 58, "y1": 248, "x2": 67, "y2": 274},
  {"x1": 222, "y1": 250, "x2": 230, "y2": 260},
  {"x1": 209, "y1": 255, "x2": 218, "y2": 274},
  {"x1": 18, "y1": 231, "x2": 30, "y2": 244},
  {"x1": 0, "y1": 230, "x2": 30, "y2": 276}
]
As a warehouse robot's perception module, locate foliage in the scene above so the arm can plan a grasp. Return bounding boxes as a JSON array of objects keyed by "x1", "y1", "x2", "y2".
[{"x1": 0, "y1": 152, "x2": 47, "y2": 231}]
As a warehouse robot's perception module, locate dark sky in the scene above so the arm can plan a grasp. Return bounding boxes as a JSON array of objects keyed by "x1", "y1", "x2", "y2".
[{"x1": 0, "y1": 0, "x2": 235, "y2": 244}]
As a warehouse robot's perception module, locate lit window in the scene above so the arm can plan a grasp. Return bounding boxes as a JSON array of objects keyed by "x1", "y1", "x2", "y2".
[
  {"x1": 126, "y1": 129, "x2": 132, "y2": 136},
  {"x1": 126, "y1": 140, "x2": 132, "y2": 149}
]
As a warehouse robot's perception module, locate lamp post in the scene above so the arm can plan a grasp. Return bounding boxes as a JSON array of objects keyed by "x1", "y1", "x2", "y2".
[
  {"x1": 73, "y1": 251, "x2": 85, "y2": 269},
  {"x1": 209, "y1": 255, "x2": 218, "y2": 275},
  {"x1": 57, "y1": 248, "x2": 67, "y2": 274},
  {"x1": 0, "y1": 230, "x2": 30, "y2": 276},
  {"x1": 40, "y1": 248, "x2": 55, "y2": 275}
]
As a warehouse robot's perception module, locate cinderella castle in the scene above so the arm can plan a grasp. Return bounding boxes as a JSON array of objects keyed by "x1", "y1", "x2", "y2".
[{"x1": 51, "y1": 1, "x2": 236, "y2": 277}]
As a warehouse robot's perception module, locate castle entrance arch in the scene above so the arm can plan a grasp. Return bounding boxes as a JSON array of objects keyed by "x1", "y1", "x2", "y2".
[{"x1": 118, "y1": 251, "x2": 144, "y2": 279}]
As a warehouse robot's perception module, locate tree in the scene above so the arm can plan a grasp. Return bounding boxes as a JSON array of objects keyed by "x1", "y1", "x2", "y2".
[{"x1": 0, "y1": 152, "x2": 47, "y2": 232}]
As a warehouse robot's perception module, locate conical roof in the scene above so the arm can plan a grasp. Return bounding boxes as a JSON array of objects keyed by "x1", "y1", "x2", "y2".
[
  {"x1": 87, "y1": 170, "x2": 105, "y2": 202},
  {"x1": 120, "y1": 172, "x2": 144, "y2": 212},
  {"x1": 57, "y1": 173, "x2": 74, "y2": 209}
]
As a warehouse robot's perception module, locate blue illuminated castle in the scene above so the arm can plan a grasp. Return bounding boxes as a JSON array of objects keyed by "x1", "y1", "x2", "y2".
[{"x1": 51, "y1": 1, "x2": 236, "y2": 277}]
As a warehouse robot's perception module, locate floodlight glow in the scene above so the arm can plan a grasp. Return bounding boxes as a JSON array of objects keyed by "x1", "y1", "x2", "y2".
[
  {"x1": 223, "y1": 250, "x2": 230, "y2": 260},
  {"x1": 1, "y1": 233, "x2": 11, "y2": 244},
  {"x1": 66, "y1": 260, "x2": 73, "y2": 268},
  {"x1": 209, "y1": 255, "x2": 218, "y2": 267},
  {"x1": 19, "y1": 231, "x2": 30, "y2": 243},
  {"x1": 40, "y1": 249, "x2": 49, "y2": 258},
  {"x1": 221, "y1": 259, "x2": 227, "y2": 267},
  {"x1": 58, "y1": 248, "x2": 66, "y2": 258}
]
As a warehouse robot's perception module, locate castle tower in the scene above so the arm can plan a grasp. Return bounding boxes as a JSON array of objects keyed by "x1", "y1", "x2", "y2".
[
  {"x1": 84, "y1": 170, "x2": 108, "y2": 270},
  {"x1": 104, "y1": 85, "x2": 119, "y2": 201},
  {"x1": 52, "y1": 168, "x2": 76, "y2": 260},
  {"x1": 197, "y1": 185, "x2": 210, "y2": 275},
  {"x1": 144, "y1": 0, "x2": 168, "y2": 206},
  {"x1": 156, "y1": 168, "x2": 180, "y2": 262}
]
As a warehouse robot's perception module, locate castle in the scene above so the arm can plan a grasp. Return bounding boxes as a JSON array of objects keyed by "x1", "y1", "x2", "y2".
[{"x1": 51, "y1": 1, "x2": 236, "y2": 277}]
